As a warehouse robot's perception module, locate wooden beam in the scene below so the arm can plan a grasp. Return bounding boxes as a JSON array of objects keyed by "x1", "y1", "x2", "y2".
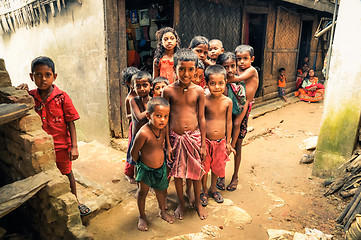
[
  {"x1": 173, "y1": 0, "x2": 180, "y2": 30},
  {"x1": 0, "y1": 103, "x2": 29, "y2": 125}
]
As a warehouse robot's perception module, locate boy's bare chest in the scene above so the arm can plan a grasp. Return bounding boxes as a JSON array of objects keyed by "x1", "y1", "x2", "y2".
[
  {"x1": 206, "y1": 101, "x2": 227, "y2": 117},
  {"x1": 171, "y1": 91, "x2": 198, "y2": 106}
]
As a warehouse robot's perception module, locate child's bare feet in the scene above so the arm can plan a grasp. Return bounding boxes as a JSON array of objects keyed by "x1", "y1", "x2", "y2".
[
  {"x1": 160, "y1": 210, "x2": 175, "y2": 223},
  {"x1": 174, "y1": 203, "x2": 185, "y2": 220},
  {"x1": 185, "y1": 188, "x2": 195, "y2": 206},
  {"x1": 195, "y1": 204, "x2": 208, "y2": 220},
  {"x1": 138, "y1": 217, "x2": 148, "y2": 231},
  {"x1": 125, "y1": 175, "x2": 136, "y2": 184}
]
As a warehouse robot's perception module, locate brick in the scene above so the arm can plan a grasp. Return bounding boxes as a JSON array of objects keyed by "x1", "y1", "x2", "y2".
[
  {"x1": 0, "y1": 87, "x2": 34, "y2": 107},
  {"x1": 6, "y1": 138, "x2": 22, "y2": 160},
  {"x1": 20, "y1": 131, "x2": 54, "y2": 153},
  {"x1": 18, "y1": 150, "x2": 56, "y2": 176},
  {"x1": 4, "y1": 126, "x2": 23, "y2": 144},
  {"x1": 18, "y1": 110, "x2": 42, "y2": 132},
  {"x1": 43, "y1": 175, "x2": 70, "y2": 198}
]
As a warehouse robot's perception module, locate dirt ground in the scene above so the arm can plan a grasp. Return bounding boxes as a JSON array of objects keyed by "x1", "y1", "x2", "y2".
[{"x1": 79, "y1": 101, "x2": 346, "y2": 240}]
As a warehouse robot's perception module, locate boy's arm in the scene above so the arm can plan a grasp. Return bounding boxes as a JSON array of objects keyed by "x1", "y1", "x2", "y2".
[
  {"x1": 125, "y1": 97, "x2": 132, "y2": 120},
  {"x1": 130, "y1": 131, "x2": 147, "y2": 163},
  {"x1": 67, "y1": 121, "x2": 79, "y2": 161},
  {"x1": 162, "y1": 87, "x2": 173, "y2": 161},
  {"x1": 226, "y1": 100, "x2": 236, "y2": 155},
  {"x1": 153, "y1": 59, "x2": 159, "y2": 79},
  {"x1": 228, "y1": 68, "x2": 256, "y2": 83},
  {"x1": 130, "y1": 98, "x2": 147, "y2": 122},
  {"x1": 198, "y1": 88, "x2": 207, "y2": 161}
]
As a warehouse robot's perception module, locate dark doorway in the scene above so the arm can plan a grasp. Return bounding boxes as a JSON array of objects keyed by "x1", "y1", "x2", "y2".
[
  {"x1": 246, "y1": 13, "x2": 267, "y2": 97},
  {"x1": 298, "y1": 20, "x2": 313, "y2": 69}
]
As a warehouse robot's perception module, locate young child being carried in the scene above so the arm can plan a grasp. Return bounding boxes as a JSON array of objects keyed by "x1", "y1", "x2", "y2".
[
  {"x1": 278, "y1": 68, "x2": 289, "y2": 102},
  {"x1": 163, "y1": 49, "x2": 207, "y2": 220},
  {"x1": 200, "y1": 65, "x2": 234, "y2": 207},
  {"x1": 153, "y1": 27, "x2": 181, "y2": 84},
  {"x1": 18, "y1": 56, "x2": 90, "y2": 216},
  {"x1": 208, "y1": 39, "x2": 224, "y2": 64},
  {"x1": 152, "y1": 77, "x2": 169, "y2": 97},
  {"x1": 130, "y1": 97, "x2": 175, "y2": 231},
  {"x1": 126, "y1": 71, "x2": 152, "y2": 169},
  {"x1": 123, "y1": 67, "x2": 140, "y2": 184}
]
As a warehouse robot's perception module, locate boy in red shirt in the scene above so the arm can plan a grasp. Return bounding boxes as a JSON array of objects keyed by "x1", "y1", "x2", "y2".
[
  {"x1": 20, "y1": 56, "x2": 90, "y2": 216},
  {"x1": 278, "y1": 67, "x2": 289, "y2": 102}
]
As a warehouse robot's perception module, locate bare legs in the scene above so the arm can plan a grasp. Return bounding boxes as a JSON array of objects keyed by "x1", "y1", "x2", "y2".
[
  {"x1": 174, "y1": 178, "x2": 207, "y2": 220},
  {"x1": 137, "y1": 181, "x2": 174, "y2": 231}
]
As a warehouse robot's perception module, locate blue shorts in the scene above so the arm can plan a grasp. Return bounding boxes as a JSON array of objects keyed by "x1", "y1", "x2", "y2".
[
  {"x1": 126, "y1": 135, "x2": 136, "y2": 165},
  {"x1": 278, "y1": 87, "x2": 285, "y2": 96}
]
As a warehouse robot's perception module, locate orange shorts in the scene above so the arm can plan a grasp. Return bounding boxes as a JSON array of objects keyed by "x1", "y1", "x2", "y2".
[
  {"x1": 55, "y1": 149, "x2": 72, "y2": 175},
  {"x1": 203, "y1": 138, "x2": 229, "y2": 177}
]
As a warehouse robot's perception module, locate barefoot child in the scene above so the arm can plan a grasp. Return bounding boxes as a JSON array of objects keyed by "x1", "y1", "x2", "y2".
[
  {"x1": 24, "y1": 56, "x2": 90, "y2": 216},
  {"x1": 208, "y1": 39, "x2": 224, "y2": 64},
  {"x1": 123, "y1": 67, "x2": 140, "y2": 184},
  {"x1": 200, "y1": 65, "x2": 234, "y2": 207},
  {"x1": 153, "y1": 27, "x2": 181, "y2": 84},
  {"x1": 130, "y1": 97, "x2": 175, "y2": 231},
  {"x1": 222, "y1": 45, "x2": 259, "y2": 191},
  {"x1": 127, "y1": 71, "x2": 152, "y2": 168},
  {"x1": 278, "y1": 68, "x2": 289, "y2": 102},
  {"x1": 163, "y1": 49, "x2": 208, "y2": 220},
  {"x1": 152, "y1": 77, "x2": 169, "y2": 97}
]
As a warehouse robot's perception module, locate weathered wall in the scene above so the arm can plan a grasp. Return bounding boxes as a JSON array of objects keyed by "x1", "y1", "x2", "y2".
[
  {"x1": 176, "y1": 0, "x2": 242, "y2": 51},
  {"x1": 313, "y1": 0, "x2": 361, "y2": 177},
  {"x1": 0, "y1": 1, "x2": 109, "y2": 144}
]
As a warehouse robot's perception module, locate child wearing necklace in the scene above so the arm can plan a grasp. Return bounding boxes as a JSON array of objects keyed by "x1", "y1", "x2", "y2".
[{"x1": 130, "y1": 97, "x2": 174, "y2": 231}]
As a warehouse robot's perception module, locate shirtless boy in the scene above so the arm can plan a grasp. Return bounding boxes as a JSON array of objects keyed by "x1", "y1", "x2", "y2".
[
  {"x1": 163, "y1": 49, "x2": 207, "y2": 220},
  {"x1": 123, "y1": 67, "x2": 140, "y2": 184},
  {"x1": 200, "y1": 65, "x2": 234, "y2": 206},
  {"x1": 222, "y1": 45, "x2": 259, "y2": 191},
  {"x1": 126, "y1": 71, "x2": 152, "y2": 167},
  {"x1": 131, "y1": 97, "x2": 175, "y2": 231},
  {"x1": 208, "y1": 39, "x2": 224, "y2": 64}
]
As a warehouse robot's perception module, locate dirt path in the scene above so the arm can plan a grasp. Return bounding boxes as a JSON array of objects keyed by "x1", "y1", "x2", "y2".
[{"x1": 83, "y1": 101, "x2": 345, "y2": 239}]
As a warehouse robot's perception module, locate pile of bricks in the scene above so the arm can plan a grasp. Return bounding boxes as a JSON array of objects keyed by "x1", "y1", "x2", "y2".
[{"x1": 0, "y1": 59, "x2": 91, "y2": 240}]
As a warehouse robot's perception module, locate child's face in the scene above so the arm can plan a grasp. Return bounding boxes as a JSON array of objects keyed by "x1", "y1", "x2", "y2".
[
  {"x1": 209, "y1": 43, "x2": 223, "y2": 60},
  {"x1": 134, "y1": 78, "x2": 151, "y2": 97},
  {"x1": 207, "y1": 74, "x2": 226, "y2": 97},
  {"x1": 148, "y1": 105, "x2": 170, "y2": 130},
  {"x1": 192, "y1": 44, "x2": 209, "y2": 62},
  {"x1": 175, "y1": 61, "x2": 196, "y2": 85},
  {"x1": 279, "y1": 70, "x2": 286, "y2": 77},
  {"x1": 192, "y1": 68, "x2": 204, "y2": 85},
  {"x1": 302, "y1": 64, "x2": 309, "y2": 72},
  {"x1": 162, "y1": 32, "x2": 177, "y2": 51},
  {"x1": 153, "y1": 82, "x2": 167, "y2": 97},
  {"x1": 30, "y1": 64, "x2": 57, "y2": 91},
  {"x1": 309, "y1": 70, "x2": 315, "y2": 77},
  {"x1": 222, "y1": 59, "x2": 237, "y2": 79},
  {"x1": 236, "y1": 52, "x2": 254, "y2": 70}
]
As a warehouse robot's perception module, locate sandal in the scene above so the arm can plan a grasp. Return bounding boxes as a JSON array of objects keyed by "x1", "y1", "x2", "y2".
[
  {"x1": 200, "y1": 192, "x2": 208, "y2": 207},
  {"x1": 226, "y1": 179, "x2": 238, "y2": 192},
  {"x1": 78, "y1": 204, "x2": 91, "y2": 216},
  {"x1": 216, "y1": 177, "x2": 225, "y2": 191},
  {"x1": 209, "y1": 191, "x2": 224, "y2": 203}
]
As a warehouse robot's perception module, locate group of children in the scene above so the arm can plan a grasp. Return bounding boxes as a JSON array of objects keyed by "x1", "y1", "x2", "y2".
[{"x1": 123, "y1": 27, "x2": 259, "y2": 231}]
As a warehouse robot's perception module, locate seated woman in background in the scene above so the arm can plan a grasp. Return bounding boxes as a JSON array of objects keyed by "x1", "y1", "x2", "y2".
[
  {"x1": 295, "y1": 69, "x2": 325, "y2": 102},
  {"x1": 296, "y1": 62, "x2": 309, "y2": 89}
]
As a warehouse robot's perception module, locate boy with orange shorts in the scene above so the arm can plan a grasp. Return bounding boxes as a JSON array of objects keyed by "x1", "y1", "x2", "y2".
[{"x1": 200, "y1": 65, "x2": 234, "y2": 206}]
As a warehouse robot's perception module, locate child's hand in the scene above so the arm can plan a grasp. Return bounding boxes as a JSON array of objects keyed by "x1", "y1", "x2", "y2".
[
  {"x1": 200, "y1": 146, "x2": 207, "y2": 161},
  {"x1": 69, "y1": 146, "x2": 79, "y2": 161},
  {"x1": 167, "y1": 145, "x2": 173, "y2": 162},
  {"x1": 16, "y1": 83, "x2": 29, "y2": 91},
  {"x1": 226, "y1": 143, "x2": 236, "y2": 156}
]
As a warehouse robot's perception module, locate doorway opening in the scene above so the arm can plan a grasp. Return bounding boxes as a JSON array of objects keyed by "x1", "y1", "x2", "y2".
[
  {"x1": 245, "y1": 13, "x2": 267, "y2": 97},
  {"x1": 298, "y1": 20, "x2": 313, "y2": 69}
]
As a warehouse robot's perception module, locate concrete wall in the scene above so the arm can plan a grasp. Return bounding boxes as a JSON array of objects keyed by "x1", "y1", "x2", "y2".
[
  {"x1": 313, "y1": 0, "x2": 361, "y2": 177},
  {"x1": 0, "y1": 1, "x2": 110, "y2": 144}
]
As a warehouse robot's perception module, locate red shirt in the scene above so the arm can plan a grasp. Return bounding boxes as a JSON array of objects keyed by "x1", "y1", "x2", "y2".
[{"x1": 29, "y1": 85, "x2": 80, "y2": 151}]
